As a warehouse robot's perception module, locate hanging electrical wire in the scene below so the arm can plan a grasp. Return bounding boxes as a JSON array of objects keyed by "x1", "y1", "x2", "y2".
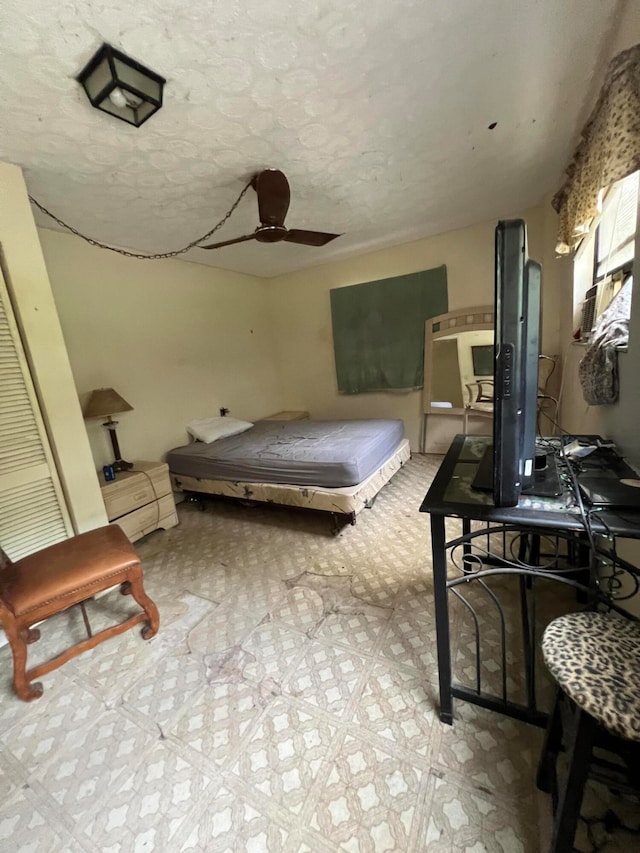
[{"x1": 28, "y1": 180, "x2": 253, "y2": 260}]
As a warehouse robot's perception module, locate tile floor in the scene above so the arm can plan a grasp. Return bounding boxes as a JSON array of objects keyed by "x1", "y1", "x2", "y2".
[{"x1": 0, "y1": 454, "x2": 636, "y2": 852}]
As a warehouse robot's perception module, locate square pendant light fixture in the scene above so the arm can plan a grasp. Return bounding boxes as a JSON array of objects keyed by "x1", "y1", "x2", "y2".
[{"x1": 77, "y1": 43, "x2": 165, "y2": 127}]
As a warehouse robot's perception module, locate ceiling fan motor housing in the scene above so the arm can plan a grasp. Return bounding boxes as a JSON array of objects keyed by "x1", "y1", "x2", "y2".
[{"x1": 255, "y1": 225, "x2": 289, "y2": 243}]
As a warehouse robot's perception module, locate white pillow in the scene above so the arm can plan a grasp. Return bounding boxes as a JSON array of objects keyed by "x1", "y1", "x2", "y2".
[{"x1": 186, "y1": 416, "x2": 253, "y2": 443}]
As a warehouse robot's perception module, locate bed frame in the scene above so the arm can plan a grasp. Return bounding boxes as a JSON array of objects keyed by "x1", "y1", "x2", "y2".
[{"x1": 171, "y1": 438, "x2": 411, "y2": 531}]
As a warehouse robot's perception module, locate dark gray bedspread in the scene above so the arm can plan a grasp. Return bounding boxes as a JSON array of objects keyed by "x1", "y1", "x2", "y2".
[{"x1": 167, "y1": 419, "x2": 404, "y2": 487}]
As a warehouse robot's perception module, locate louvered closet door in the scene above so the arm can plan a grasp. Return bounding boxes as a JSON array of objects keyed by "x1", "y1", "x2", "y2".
[{"x1": 0, "y1": 261, "x2": 72, "y2": 560}]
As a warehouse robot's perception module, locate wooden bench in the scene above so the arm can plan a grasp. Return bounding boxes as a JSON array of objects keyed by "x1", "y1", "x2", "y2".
[{"x1": 0, "y1": 525, "x2": 159, "y2": 701}]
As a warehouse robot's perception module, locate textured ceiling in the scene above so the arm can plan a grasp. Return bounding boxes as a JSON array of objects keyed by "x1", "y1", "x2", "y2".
[{"x1": 0, "y1": 0, "x2": 625, "y2": 277}]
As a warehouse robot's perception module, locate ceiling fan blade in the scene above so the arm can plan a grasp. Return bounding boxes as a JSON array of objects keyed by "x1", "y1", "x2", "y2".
[
  {"x1": 254, "y1": 169, "x2": 290, "y2": 227},
  {"x1": 284, "y1": 229, "x2": 341, "y2": 247},
  {"x1": 200, "y1": 233, "x2": 257, "y2": 250}
]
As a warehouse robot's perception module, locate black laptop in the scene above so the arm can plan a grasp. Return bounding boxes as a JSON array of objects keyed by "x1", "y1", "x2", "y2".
[
  {"x1": 575, "y1": 446, "x2": 640, "y2": 509},
  {"x1": 578, "y1": 475, "x2": 640, "y2": 509}
]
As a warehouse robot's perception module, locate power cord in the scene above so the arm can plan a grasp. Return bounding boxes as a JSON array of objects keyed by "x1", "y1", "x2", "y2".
[
  {"x1": 130, "y1": 467, "x2": 161, "y2": 533},
  {"x1": 536, "y1": 415, "x2": 623, "y2": 598}
]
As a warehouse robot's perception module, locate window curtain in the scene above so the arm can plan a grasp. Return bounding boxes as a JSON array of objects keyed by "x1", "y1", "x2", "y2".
[{"x1": 552, "y1": 43, "x2": 640, "y2": 254}]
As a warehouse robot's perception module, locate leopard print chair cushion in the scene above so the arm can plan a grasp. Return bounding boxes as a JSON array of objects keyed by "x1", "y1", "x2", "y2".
[{"x1": 542, "y1": 611, "x2": 640, "y2": 742}]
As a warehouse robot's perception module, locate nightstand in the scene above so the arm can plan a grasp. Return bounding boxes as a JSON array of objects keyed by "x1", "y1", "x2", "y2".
[
  {"x1": 99, "y1": 461, "x2": 178, "y2": 543},
  {"x1": 261, "y1": 410, "x2": 310, "y2": 420}
]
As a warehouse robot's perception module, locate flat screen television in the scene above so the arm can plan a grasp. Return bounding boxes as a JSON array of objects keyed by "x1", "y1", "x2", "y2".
[
  {"x1": 471, "y1": 344, "x2": 494, "y2": 377},
  {"x1": 472, "y1": 219, "x2": 559, "y2": 506}
]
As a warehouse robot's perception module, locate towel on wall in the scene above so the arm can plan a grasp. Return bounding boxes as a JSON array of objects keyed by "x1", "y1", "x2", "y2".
[
  {"x1": 330, "y1": 265, "x2": 448, "y2": 394},
  {"x1": 579, "y1": 277, "x2": 632, "y2": 405}
]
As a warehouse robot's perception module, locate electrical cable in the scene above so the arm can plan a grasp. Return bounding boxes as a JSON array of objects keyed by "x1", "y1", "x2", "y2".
[
  {"x1": 516, "y1": 402, "x2": 634, "y2": 604},
  {"x1": 130, "y1": 467, "x2": 161, "y2": 533},
  {"x1": 28, "y1": 180, "x2": 253, "y2": 260},
  {"x1": 536, "y1": 354, "x2": 559, "y2": 435},
  {"x1": 554, "y1": 339, "x2": 578, "y2": 424},
  {"x1": 559, "y1": 439, "x2": 600, "y2": 580},
  {"x1": 542, "y1": 412, "x2": 640, "y2": 607}
]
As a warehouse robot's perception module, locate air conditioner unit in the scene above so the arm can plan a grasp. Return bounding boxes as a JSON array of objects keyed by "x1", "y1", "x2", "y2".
[
  {"x1": 580, "y1": 274, "x2": 624, "y2": 339},
  {"x1": 580, "y1": 284, "x2": 599, "y2": 339}
]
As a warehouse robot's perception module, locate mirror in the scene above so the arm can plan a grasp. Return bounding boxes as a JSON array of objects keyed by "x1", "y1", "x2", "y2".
[
  {"x1": 421, "y1": 306, "x2": 559, "y2": 452},
  {"x1": 424, "y1": 306, "x2": 494, "y2": 412},
  {"x1": 422, "y1": 306, "x2": 494, "y2": 451}
]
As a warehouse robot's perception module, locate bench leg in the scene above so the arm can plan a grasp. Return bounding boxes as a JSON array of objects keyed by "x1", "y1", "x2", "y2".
[
  {"x1": 128, "y1": 573, "x2": 160, "y2": 640},
  {"x1": 4, "y1": 622, "x2": 43, "y2": 701}
]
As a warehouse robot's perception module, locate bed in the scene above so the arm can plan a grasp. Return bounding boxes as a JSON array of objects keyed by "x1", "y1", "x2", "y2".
[{"x1": 167, "y1": 418, "x2": 410, "y2": 528}]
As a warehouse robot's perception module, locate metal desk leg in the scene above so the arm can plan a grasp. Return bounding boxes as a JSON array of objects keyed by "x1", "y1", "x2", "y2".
[
  {"x1": 431, "y1": 514, "x2": 453, "y2": 724},
  {"x1": 519, "y1": 534, "x2": 539, "y2": 711},
  {"x1": 519, "y1": 575, "x2": 536, "y2": 710},
  {"x1": 462, "y1": 517, "x2": 472, "y2": 567}
]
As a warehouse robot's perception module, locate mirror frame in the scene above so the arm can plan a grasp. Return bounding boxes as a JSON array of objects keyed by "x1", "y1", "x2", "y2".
[{"x1": 423, "y1": 305, "x2": 494, "y2": 416}]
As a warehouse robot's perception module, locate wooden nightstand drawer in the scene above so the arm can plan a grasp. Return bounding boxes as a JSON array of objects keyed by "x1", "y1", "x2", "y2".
[
  {"x1": 101, "y1": 462, "x2": 171, "y2": 521},
  {"x1": 115, "y1": 494, "x2": 177, "y2": 542},
  {"x1": 103, "y1": 479, "x2": 155, "y2": 521},
  {"x1": 98, "y1": 461, "x2": 177, "y2": 542}
]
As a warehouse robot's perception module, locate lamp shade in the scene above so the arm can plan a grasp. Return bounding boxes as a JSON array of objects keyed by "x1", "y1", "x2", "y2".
[
  {"x1": 84, "y1": 388, "x2": 133, "y2": 419},
  {"x1": 77, "y1": 43, "x2": 165, "y2": 127}
]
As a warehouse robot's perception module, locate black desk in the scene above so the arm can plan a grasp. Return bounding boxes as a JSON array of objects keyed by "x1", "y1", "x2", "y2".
[{"x1": 420, "y1": 435, "x2": 640, "y2": 726}]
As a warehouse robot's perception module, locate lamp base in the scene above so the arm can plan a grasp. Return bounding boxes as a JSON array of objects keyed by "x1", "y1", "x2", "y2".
[{"x1": 102, "y1": 420, "x2": 133, "y2": 472}]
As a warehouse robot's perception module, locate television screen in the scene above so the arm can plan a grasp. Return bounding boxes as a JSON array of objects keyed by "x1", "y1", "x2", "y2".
[
  {"x1": 471, "y1": 220, "x2": 560, "y2": 507},
  {"x1": 471, "y1": 344, "x2": 494, "y2": 377},
  {"x1": 492, "y1": 220, "x2": 532, "y2": 506}
]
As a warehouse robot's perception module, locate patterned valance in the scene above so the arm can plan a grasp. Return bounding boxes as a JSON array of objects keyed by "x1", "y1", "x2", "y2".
[{"x1": 553, "y1": 43, "x2": 640, "y2": 253}]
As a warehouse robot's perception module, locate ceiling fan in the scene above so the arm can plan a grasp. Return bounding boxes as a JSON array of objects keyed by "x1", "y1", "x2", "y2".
[{"x1": 200, "y1": 169, "x2": 341, "y2": 251}]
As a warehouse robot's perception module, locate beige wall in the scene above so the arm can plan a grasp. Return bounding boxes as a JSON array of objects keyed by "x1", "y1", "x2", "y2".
[
  {"x1": 35, "y1": 200, "x2": 571, "y2": 465},
  {"x1": 268, "y1": 204, "x2": 563, "y2": 448},
  {"x1": 36, "y1": 201, "x2": 568, "y2": 466},
  {"x1": 0, "y1": 161, "x2": 106, "y2": 532},
  {"x1": 609, "y1": 1, "x2": 640, "y2": 54},
  {"x1": 40, "y1": 229, "x2": 283, "y2": 468}
]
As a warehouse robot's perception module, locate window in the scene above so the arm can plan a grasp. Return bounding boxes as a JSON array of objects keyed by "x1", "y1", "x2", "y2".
[{"x1": 573, "y1": 170, "x2": 638, "y2": 340}]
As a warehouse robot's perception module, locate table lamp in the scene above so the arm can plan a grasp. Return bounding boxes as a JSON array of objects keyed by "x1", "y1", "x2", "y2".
[{"x1": 84, "y1": 388, "x2": 134, "y2": 471}]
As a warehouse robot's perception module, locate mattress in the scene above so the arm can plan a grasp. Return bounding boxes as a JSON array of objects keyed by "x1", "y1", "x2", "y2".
[
  {"x1": 172, "y1": 439, "x2": 411, "y2": 517},
  {"x1": 166, "y1": 418, "x2": 405, "y2": 488}
]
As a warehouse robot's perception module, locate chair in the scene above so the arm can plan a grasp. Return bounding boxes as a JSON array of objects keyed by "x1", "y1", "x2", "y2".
[
  {"x1": 0, "y1": 524, "x2": 159, "y2": 702},
  {"x1": 462, "y1": 355, "x2": 561, "y2": 436},
  {"x1": 463, "y1": 380, "x2": 494, "y2": 433},
  {"x1": 537, "y1": 610, "x2": 640, "y2": 852}
]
